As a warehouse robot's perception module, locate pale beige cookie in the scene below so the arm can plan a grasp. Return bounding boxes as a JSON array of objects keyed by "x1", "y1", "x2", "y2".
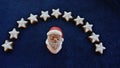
[
  {"x1": 62, "y1": 11, "x2": 73, "y2": 21},
  {"x1": 95, "y1": 42, "x2": 106, "y2": 54},
  {"x1": 89, "y1": 32, "x2": 100, "y2": 43},
  {"x1": 27, "y1": 13, "x2": 38, "y2": 24},
  {"x1": 40, "y1": 11, "x2": 50, "y2": 21},
  {"x1": 82, "y1": 22, "x2": 93, "y2": 33},
  {"x1": 9, "y1": 28, "x2": 20, "y2": 39},
  {"x1": 74, "y1": 16, "x2": 84, "y2": 26},
  {"x1": 1, "y1": 40, "x2": 13, "y2": 52},
  {"x1": 17, "y1": 18, "x2": 28, "y2": 28},
  {"x1": 51, "y1": 8, "x2": 62, "y2": 18}
]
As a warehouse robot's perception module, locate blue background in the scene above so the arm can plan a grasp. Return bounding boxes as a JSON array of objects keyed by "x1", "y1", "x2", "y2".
[{"x1": 0, "y1": 0, "x2": 120, "y2": 68}]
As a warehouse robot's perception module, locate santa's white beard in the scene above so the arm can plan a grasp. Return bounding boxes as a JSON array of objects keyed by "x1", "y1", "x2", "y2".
[
  {"x1": 48, "y1": 40, "x2": 61, "y2": 49},
  {"x1": 46, "y1": 37, "x2": 64, "y2": 54},
  {"x1": 46, "y1": 37, "x2": 64, "y2": 49},
  {"x1": 48, "y1": 37, "x2": 63, "y2": 49}
]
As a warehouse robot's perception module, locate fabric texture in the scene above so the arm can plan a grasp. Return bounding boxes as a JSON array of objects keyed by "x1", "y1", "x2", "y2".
[{"x1": 0, "y1": 0, "x2": 120, "y2": 68}]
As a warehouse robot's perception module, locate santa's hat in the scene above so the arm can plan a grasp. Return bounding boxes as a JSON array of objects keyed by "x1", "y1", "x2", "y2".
[{"x1": 47, "y1": 26, "x2": 63, "y2": 37}]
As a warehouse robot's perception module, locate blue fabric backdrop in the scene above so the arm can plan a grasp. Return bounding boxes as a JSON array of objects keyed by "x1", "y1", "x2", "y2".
[{"x1": 0, "y1": 0, "x2": 120, "y2": 68}]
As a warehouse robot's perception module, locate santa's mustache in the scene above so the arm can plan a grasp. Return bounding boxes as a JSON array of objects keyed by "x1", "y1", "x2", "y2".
[{"x1": 49, "y1": 40, "x2": 61, "y2": 48}]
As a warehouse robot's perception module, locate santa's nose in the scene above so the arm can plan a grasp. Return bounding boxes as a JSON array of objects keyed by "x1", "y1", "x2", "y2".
[{"x1": 53, "y1": 38, "x2": 57, "y2": 42}]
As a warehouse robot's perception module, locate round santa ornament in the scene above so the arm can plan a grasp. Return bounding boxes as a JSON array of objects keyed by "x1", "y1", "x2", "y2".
[{"x1": 45, "y1": 26, "x2": 64, "y2": 54}]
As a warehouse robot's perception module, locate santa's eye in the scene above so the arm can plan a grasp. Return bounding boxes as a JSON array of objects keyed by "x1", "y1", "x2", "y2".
[{"x1": 51, "y1": 37, "x2": 54, "y2": 40}]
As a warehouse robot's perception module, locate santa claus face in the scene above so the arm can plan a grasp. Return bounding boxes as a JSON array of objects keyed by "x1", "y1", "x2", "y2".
[
  {"x1": 46, "y1": 26, "x2": 64, "y2": 54},
  {"x1": 48, "y1": 34, "x2": 62, "y2": 49}
]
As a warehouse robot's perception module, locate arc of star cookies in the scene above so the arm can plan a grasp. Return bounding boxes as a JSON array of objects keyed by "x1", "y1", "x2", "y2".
[{"x1": 1, "y1": 8, "x2": 106, "y2": 54}]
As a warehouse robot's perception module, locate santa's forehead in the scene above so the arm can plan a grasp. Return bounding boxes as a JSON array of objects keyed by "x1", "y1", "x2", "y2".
[{"x1": 49, "y1": 34, "x2": 60, "y2": 36}]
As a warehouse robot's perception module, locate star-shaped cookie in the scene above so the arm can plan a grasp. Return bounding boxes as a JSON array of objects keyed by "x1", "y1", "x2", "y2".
[
  {"x1": 74, "y1": 16, "x2": 84, "y2": 25},
  {"x1": 82, "y1": 22, "x2": 93, "y2": 33},
  {"x1": 89, "y1": 32, "x2": 100, "y2": 43},
  {"x1": 1, "y1": 40, "x2": 13, "y2": 52},
  {"x1": 40, "y1": 11, "x2": 50, "y2": 21},
  {"x1": 27, "y1": 13, "x2": 38, "y2": 24},
  {"x1": 62, "y1": 11, "x2": 73, "y2": 21},
  {"x1": 9, "y1": 28, "x2": 20, "y2": 39},
  {"x1": 95, "y1": 42, "x2": 106, "y2": 54},
  {"x1": 17, "y1": 18, "x2": 28, "y2": 28},
  {"x1": 51, "y1": 8, "x2": 62, "y2": 18}
]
